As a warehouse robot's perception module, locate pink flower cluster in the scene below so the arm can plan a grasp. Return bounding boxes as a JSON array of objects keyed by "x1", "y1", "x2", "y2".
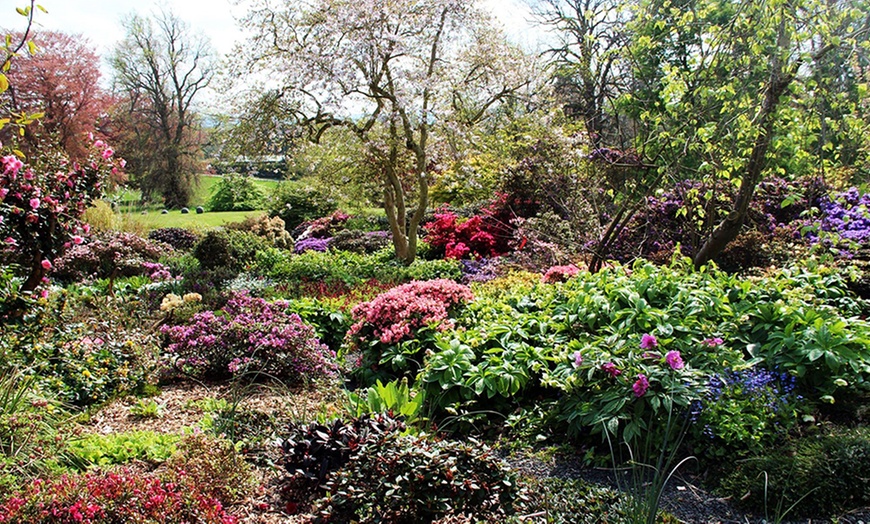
[
  {"x1": 0, "y1": 469, "x2": 237, "y2": 523},
  {"x1": 0, "y1": 136, "x2": 123, "y2": 292},
  {"x1": 542, "y1": 264, "x2": 581, "y2": 284},
  {"x1": 347, "y1": 279, "x2": 474, "y2": 346}
]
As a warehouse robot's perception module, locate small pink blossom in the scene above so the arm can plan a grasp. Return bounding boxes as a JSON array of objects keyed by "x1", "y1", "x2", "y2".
[
  {"x1": 0, "y1": 188, "x2": 7, "y2": 200},
  {"x1": 41, "y1": 259, "x2": 52, "y2": 270},
  {"x1": 29, "y1": 197, "x2": 40, "y2": 209},
  {"x1": 23, "y1": 170, "x2": 34, "y2": 180},
  {"x1": 93, "y1": 140, "x2": 105, "y2": 149},
  {"x1": 4, "y1": 237, "x2": 16, "y2": 245},
  {"x1": 640, "y1": 333, "x2": 658, "y2": 349},
  {"x1": 665, "y1": 350, "x2": 684, "y2": 370},
  {"x1": 702, "y1": 337, "x2": 724, "y2": 347},
  {"x1": 72, "y1": 235, "x2": 84, "y2": 245},
  {"x1": 632, "y1": 374, "x2": 650, "y2": 397},
  {"x1": 572, "y1": 351, "x2": 583, "y2": 368},
  {"x1": 602, "y1": 362, "x2": 621, "y2": 377},
  {"x1": 102, "y1": 148, "x2": 114, "y2": 160}
]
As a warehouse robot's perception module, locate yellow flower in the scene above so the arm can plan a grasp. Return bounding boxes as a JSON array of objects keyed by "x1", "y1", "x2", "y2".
[
  {"x1": 160, "y1": 293, "x2": 183, "y2": 312},
  {"x1": 183, "y1": 292, "x2": 202, "y2": 303}
]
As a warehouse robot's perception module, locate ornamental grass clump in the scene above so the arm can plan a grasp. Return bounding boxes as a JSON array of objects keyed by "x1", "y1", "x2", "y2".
[{"x1": 161, "y1": 292, "x2": 336, "y2": 382}]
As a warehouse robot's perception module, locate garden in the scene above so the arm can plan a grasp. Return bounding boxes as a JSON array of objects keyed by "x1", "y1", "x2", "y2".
[{"x1": 2, "y1": 0, "x2": 870, "y2": 523}]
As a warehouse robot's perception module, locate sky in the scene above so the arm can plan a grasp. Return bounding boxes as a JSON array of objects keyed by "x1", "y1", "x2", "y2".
[
  {"x1": 3, "y1": 0, "x2": 548, "y2": 112},
  {"x1": 5, "y1": 0, "x2": 545, "y2": 69}
]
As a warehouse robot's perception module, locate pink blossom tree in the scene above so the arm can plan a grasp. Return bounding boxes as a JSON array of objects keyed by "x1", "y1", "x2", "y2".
[{"x1": 236, "y1": 0, "x2": 534, "y2": 264}]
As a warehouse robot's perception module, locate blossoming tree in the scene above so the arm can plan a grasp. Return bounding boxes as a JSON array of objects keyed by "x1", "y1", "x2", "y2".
[{"x1": 236, "y1": 0, "x2": 534, "y2": 264}]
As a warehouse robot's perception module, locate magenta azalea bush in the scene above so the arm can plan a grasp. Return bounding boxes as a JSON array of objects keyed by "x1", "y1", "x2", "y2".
[
  {"x1": 162, "y1": 292, "x2": 336, "y2": 381},
  {"x1": 0, "y1": 469, "x2": 237, "y2": 524}
]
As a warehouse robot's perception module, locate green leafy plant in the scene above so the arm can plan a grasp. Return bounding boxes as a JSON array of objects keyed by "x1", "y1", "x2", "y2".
[
  {"x1": 128, "y1": 398, "x2": 163, "y2": 419},
  {"x1": 65, "y1": 431, "x2": 179, "y2": 469},
  {"x1": 207, "y1": 173, "x2": 265, "y2": 211},
  {"x1": 719, "y1": 426, "x2": 870, "y2": 518},
  {"x1": 315, "y1": 434, "x2": 520, "y2": 523},
  {"x1": 347, "y1": 378, "x2": 427, "y2": 426}
]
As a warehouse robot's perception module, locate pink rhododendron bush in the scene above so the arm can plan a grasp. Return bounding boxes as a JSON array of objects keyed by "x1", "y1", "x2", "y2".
[
  {"x1": 0, "y1": 139, "x2": 122, "y2": 295},
  {"x1": 345, "y1": 279, "x2": 474, "y2": 380}
]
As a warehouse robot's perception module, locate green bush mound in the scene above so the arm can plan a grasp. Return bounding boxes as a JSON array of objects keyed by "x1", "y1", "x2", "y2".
[
  {"x1": 316, "y1": 433, "x2": 520, "y2": 523},
  {"x1": 193, "y1": 228, "x2": 269, "y2": 271},
  {"x1": 65, "y1": 431, "x2": 180, "y2": 469},
  {"x1": 719, "y1": 426, "x2": 870, "y2": 518},
  {"x1": 515, "y1": 477, "x2": 679, "y2": 524},
  {"x1": 207, "y1": 173, "x2": 265, "y2": 212}
]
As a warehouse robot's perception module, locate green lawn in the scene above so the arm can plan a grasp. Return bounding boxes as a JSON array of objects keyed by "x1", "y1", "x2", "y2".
[
  {"x1": 109, "y1": 174, "x2": 281, "y2": 211},
  {"x1": 121, "y1": 209, "x2": 267, "y2": 230}
]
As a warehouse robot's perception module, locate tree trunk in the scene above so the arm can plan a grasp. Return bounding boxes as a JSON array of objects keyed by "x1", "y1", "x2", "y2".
[{"x1": 692, "y1": 69, "x2": 794, "y2": 269}]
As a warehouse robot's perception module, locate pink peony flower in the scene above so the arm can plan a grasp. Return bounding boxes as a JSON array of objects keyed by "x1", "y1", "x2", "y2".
[
  {"x1": 632, "y1": 374, "x2": 650, "y2": 397},
  {"x1": 640, "y1": 333, "x2": 658, "y2": 349},
  {"x1": 665, "y1": 350, "x2": 684, "y2": 370},
  {"x1": 602, "y1": 362, "x2": 621, "y2": 377}
]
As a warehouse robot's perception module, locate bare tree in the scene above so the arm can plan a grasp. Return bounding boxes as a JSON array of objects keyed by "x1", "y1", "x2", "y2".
[{"x1": 110, "y1": 10, "x2": 214, "y2": 208}]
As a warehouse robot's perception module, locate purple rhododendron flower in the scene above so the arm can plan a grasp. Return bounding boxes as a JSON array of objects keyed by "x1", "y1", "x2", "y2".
[
  {"x1": 572, "y1": 351, "x2": 583, "y2": 368},
  {"x1": 702, "y1": 337, "x2": 724, "y2": 347}
]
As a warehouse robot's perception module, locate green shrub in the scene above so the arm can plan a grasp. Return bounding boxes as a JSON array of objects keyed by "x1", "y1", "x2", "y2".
[
  {"x1": 263, "y1": 248, "x2": 461, "y2": 288},
  {"x1": 65, "y1": 431, "x2": 179, "y2": 469},
  {"x1": 193, "y1": 228, "x2": 269, "y2": 271},
  {"x1": 268, "y1": 182, "x2": 334, "y2": 230},
  {"x1": 226, "y1": 214, "x2": 293, "y2": 249},
  {"x1": 315, "y1": 433, "x2": 520, "y2": 523},
  {"x1": 207, "y1": 173, "x2": 265, "y2": 211},
  {"x1": 285, "y1": 297, "x2": 350, "y2": 352},
  {"x1": 166, "y1": 433, "x2": 256, "y2": 503},
  {"x1": 719, "y1": 427, "x2": 870, "y2": 518},
  {"x1": 514, "y1": 477, "x2": 680, "y2": 524}
]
